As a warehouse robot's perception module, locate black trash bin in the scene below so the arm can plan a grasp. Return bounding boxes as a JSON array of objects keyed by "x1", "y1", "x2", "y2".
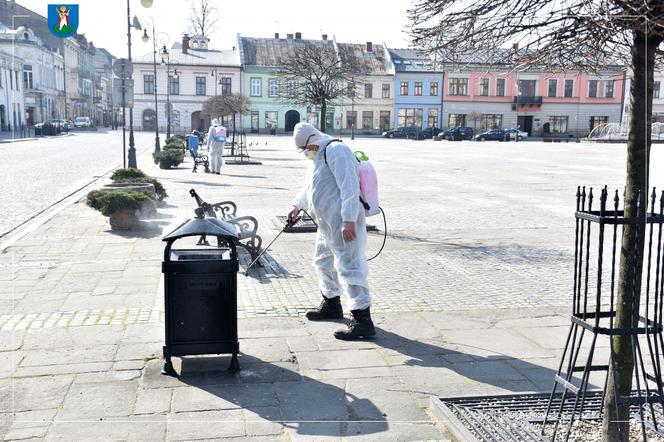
[{"x1": 161, "y1": 212, "x2": 240, "y2": 376}]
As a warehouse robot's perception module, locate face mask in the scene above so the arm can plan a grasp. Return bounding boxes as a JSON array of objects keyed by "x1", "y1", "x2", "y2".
[{"x1": 303, "y1": 150, "x2": 316, "y2": 160}]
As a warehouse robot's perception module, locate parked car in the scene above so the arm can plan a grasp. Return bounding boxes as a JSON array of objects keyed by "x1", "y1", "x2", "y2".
[
  {"x1": 49, "y1": 119, "x2": 72, "y2": 132},
  {"x1": 435, "y1": 126, "x2": 475, "y2": 141},
  {"x1": 504, "y1": 128, "x2": 528, "y2": 140},
  {"x1": 382, "y1": 127, "x2": 419, "y2": 139},
  {"x1": 420, "y1": 127, "x2": 441, "y2": 139},
  {"x1": 74, "y1": 116, "x2": 91, "y2": 128},
  {"x1": 34, "y1": 121, "x2": 61, "y2": 136},
  {"x1": 474, "y1": 129, "x2": 508, "y2": 141}
]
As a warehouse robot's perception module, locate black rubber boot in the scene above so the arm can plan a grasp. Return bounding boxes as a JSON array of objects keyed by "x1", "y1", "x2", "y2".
[
  {"x1": 334, "y1": 307, "x2": 376, "y2": 340},
  {"x1": 305, "y1": 295, "x2": 343, "y2": 321}
]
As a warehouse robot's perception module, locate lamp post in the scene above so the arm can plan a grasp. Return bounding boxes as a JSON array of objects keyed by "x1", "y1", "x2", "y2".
[
  {"x1": 139, "y1": 17, "x2": 168, "y2": 152},
  {"x1": 160, "y1": 45, "x2": 177, "y2": 140},
  {"x1": 11, "y1": 15, "x2": 29, "y2": 140}
]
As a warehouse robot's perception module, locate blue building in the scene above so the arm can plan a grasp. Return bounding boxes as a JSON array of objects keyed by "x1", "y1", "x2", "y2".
[{"x1": 388, "y1": 49, "x2": 444, "y2": 129}]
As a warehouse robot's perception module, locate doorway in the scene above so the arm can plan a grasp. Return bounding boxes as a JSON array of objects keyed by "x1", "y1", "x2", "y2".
[
  {"x1": 191, "y1": 111, "x2": 205, "y2": 132},
  {"x1": 142, "y1": 109, "x2": 156, "y2": 131},
  {"x1": 285, "y1": 110, "x2": 300, "y2": 132},
  {"x1": 517, "y1": 115, "x2": 533, "y2": 135}
]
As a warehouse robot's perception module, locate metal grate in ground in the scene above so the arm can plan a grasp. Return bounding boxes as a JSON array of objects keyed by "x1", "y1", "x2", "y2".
[
  {"x1": 275, "y1": 215, "x2": 378, "y2": 233},
  {"x1": 430, "y1": 392, "x2": 664, "y2": 442}
]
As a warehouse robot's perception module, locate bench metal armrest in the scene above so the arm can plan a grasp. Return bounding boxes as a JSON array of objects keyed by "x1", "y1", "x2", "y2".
[{"x1": 210, "y1": 201, "x2": 237, "y2": 219}]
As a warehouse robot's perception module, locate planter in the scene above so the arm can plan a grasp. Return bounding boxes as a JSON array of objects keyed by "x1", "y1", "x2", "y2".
[
  {"x1": 109, "y1": 208, "x2": 141, "y2": 230},
  {"x1": 159, "y1": 160, "x2": 171, "y2": 169},
  {"x1": 102, "y1": 182, "x2": 156, "y2": 199}
]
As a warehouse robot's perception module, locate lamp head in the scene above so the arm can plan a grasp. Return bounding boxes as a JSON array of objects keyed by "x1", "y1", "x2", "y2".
[
  {"x1": 132, "y1": 15, "x2": 141, "y2": 31},
  {"x1": 141, "y1": 0, "x2": 154, "y2": 7},
  {"x1": 142, "y1": 29, "x2": 149, "y2": 43}
]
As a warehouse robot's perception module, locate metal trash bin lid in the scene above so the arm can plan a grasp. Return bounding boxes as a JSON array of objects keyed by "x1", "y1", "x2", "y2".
[
  {"x1": 169, "y1": 248, "x2": 232, "y2": 261},
  {"x1": 163, "y1": 217, "x2": 239, "y2": 242}
]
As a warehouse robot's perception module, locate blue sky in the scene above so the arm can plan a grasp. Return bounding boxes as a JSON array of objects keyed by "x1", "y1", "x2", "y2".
[{"x1": 19, "y1": 0, "x2": 415, "y2": 58}]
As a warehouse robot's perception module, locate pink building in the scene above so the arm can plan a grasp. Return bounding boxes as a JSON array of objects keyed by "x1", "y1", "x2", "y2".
[{"x1": 440, "y1": 63, "x2": 625, "y2": 137}]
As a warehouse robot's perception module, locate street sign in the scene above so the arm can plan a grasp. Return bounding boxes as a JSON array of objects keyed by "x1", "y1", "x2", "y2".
[
  {"x1": 112, "y1": 58, "x2": 133, "y2": 79},
  {"x1": 113, "y1": 78, "x2": 134, "y2": 107}
]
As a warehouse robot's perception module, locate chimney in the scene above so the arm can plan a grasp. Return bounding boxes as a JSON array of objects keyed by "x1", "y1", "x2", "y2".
[
  {"x1": 286, "y1": 33, "x2": 293, "y2": 39},
  {"x1": 274, "y1": 32, "x2": 279, "y2": 39},
  {"x1": 182, "y1": 34, "x2": 190, "y2": 54},
  {"x1": 366, "y1": 42, "x2": 373, "y2": 52},
  {"x1": 322, "y1": 34, "x2": 327, "y2": 41},
  {"x1": 295, "y1": 32, "x2": 302, "y2": 39}
]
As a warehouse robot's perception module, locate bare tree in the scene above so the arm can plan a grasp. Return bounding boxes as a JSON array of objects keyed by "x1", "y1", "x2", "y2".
[
  {"x1": 203, "y1": 93, "x2": 250, "y2": 150},
  {"x1": 274, "y1": 44, "x2": 366, "y2": 132},
  {"x1": 410, "y1": 1, "x2": 664, "y2": 440},
  {"x1": 188, "y1": 0, "x2": 218, "y2": 37},
  {"x1": 467, "y1": 111, "x2": 481, "y2": 131}
]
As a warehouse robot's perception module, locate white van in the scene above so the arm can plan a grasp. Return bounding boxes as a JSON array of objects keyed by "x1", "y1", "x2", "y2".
[{"x1": 74, "y1": 116, "x2": 91, "y2": 128}]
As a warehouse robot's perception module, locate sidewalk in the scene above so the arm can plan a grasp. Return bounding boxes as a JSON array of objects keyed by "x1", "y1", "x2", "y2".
[{"x1": 0, "y1": 137, "x2": 602, "y2": 441}]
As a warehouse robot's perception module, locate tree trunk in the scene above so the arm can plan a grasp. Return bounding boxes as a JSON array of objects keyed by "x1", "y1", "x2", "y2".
[
  {"x1": 320, "y1": 101, "x2": 327, "y2": 132},
  {"x1": 231, "y1": 112, "x2": 236, "y2": 156},
  {"x1": 602, "y1": 30, "x2": 658, "y2": 442}
]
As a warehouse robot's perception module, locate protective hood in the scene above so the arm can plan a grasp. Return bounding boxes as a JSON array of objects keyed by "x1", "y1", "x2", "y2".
[
  {"x1": 211, "y1": 118, "x2": 220, "y2": 126},
  {"x1": 293, "y1": 122, "x2": 329, "y2": 148}
]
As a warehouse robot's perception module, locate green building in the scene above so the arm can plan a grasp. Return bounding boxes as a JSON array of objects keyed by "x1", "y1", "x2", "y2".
[{"x1": 237, "y1": 33, "x2": 341, "y2": 134}]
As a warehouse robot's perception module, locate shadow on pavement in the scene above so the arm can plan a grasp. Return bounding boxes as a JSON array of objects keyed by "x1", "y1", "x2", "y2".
[
  {"x1": 374, "y1": 327, "x2": 595, "y2": 393},
  {"x1": 176, "y1": 354, "x2": 388, "y2": 437}
]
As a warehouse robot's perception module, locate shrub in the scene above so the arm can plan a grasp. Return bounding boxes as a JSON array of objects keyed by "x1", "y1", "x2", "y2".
[
  {"x1": 165, "y1": 135, "x2": 184, "y2": 144},
  {"x1": 163, "y1": 142, "x2": 183, "y2": 151},
  {"x1": 153, "y1": 149, "x2": 184, "y2": 169},
  {"x1": 86, "y1": 190, "x2": 155, "y2": 217},
  {"x1": 113, "y1": 176, "x2": 168, "y2": 200},
  {"x1": 110, "y1": 168, "x2": 148, "y2": 181}
]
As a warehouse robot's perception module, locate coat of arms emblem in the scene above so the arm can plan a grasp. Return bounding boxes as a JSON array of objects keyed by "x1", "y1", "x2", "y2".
[{"x1": 48, "y1": 4, "x2": 78, "y2": 38}]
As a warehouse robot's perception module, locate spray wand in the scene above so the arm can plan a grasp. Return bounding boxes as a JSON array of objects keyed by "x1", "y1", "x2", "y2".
[{"x1": 244, "y1": 212, "x2": 301, "y2": 276}]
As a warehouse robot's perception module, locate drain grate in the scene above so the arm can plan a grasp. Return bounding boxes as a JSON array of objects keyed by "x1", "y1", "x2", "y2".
[{"x1": 430, "y1": 392, "x2": 664, "y2": 442}]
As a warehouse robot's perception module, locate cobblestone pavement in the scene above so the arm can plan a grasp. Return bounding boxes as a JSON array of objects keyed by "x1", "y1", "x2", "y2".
[
  {"x1": 2, "y1": 135, "x2": 660, "y2": 440},
  {"x1": 2, "y1": 136, "x2": 663, "y2": 325},
  {"x1": 0, "y1": 130, "x2": 155, "y2": 238}
]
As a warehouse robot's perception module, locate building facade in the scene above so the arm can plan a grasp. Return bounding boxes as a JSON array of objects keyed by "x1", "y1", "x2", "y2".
[
  {"x1": 238, "y1": 33, "x2": 341, "y2": 134},
  {"x1": 388, "y1": 48, "x2": 444, "y2": 131},
  {"x1": 337, "y1": 41, "x2": 394, "y2": 135},
  {"x1": 132, "y1": 34, "x2": 242, "y2": 133},
  {"x1": 438, "y1": 52, "x2": 625, "y2": 137}
]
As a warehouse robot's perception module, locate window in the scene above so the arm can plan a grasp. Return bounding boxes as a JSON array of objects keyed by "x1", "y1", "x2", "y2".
[
  {"x1": 588, "y1": 80, "x2": 598, "y2": 98},
  {"x1": 195, "y1": 76, "x2": 206, "y2": 96},
  {"x1": 364, "y1": 83, "x2": 372, "y2": 98},
  {"x1": 496, "y1": 78, "x2": 505, "y2": 96},
  {"x1": 589, "y1": 116, "x2": 608, "y2": 132},
  {"x1": 549, "y1": 116, "x2": 568, "y2": 133},
  {"x1": 220, "y1": 77, "x2": 232, "y2": 95},
  {"x1": 656, "y1": 81, "x2": 661, "y2": 99},
  {"x1": 346, "y1": 111, "x2": 357, "y2": 129},
  {"x1": 448, "y1": 114, "x2": 466, "y2": 128},
  {"x1": 250, "y1": 111, "x2": 259, "y2": 132},
  {"x1": 397, "y1": 108, "x2": 423, "y2": 128},
  {"x1": 287, "y1": 80, "x2": 298, "y2": 97},
  {"x1": 564, "y1": 79, "x2": 574, "y2": 98},
  {"x1": 400, "y1": 81, "x2": 408, "y2": 96},
  {"x1": 382, "y1": 83, "x2": 390, "y2": 98},
  {"x1": 479, "y1": 78, "x2": 489, "y2": 96},
  {"x1": 428, "y1": 109, "x2": 438, "y2": 128},
  {"x1": 250, "y1": 78, "x2": 262, "y2": 96},
  {"x1": 10, "y1": 69, "x2": 13, "y2": 90},
  {"x1": 379, "y1": 110, "x2": 390, "y2": 131},
  {"x1": 605, "y1": 80, "x2": 615, "y2": 98},
  {"x1": 548, "y1": 79, "x2": 557, "y2": 97},
  {"x1": 144, "y1": 74, "x2": 154, "y2": 94},
  {"x1": 362, "y1": 111, "x2": 373, "y2": 130},
  {"x1": 169, "y1": 76, "x2": 179, "y2": 95},
  {"x1": 307, "y1": 112, "x2": 319, "y2": 127},
  {"x1": 480, "y1": 114, "x2": 503, "y2": 130},
  {"x1": 430, "y1": 81, "x2": 438, "y2": 96},
  {"x1": 449, "y1": 78, "x2": 468, "y2": 95},
  {"x1": 414, "y1": 81, "x2": 422, "y2": 96},
  {"x1": 518, "y1": 80, "x2": 537, "y2": 96},
  {"x1": 15, "y1": 71, "x2": 19, "y2": 91},
  {"x1": 23, "y1": 65, "x2": 33, "y2": 89},
  {"x1": 268, "y1": 78, "x2": 279, "y2": 97},
  {"x1": 326, "y1": 112, "x2": 334, "y2": 130},
  {"x1": 265, "y1": 111, "x2": 277, "y2": 132}
]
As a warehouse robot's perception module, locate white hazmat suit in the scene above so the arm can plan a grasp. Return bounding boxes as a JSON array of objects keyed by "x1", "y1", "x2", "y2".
[
  {"x1": 291, "y1": 123, "x2": 371, "y2": 311},
  {"x1": 207, "y1": 119, "x2": 226, "y2": 174}
]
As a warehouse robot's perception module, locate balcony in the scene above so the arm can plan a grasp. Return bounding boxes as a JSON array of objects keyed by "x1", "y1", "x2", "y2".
[{"x1": 513, "y1": 95, "x2": 543, "y2": 105}]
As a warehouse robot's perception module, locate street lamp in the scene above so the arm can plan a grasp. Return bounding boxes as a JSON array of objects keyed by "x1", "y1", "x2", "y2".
[
  {"x1": 137, "y1": 16, "x2": 168, "y2": 153},
  {"x1": 160, "y1": 45, "x2": 177, "y2": 140},
  {"x1": 125, "y1": 0, "x2": 153, "y2": 169}
]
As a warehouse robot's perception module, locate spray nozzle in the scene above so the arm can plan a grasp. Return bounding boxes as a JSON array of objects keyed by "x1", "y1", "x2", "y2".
[{"x1": 355, "y1": 151, "x2": 369, "y2": 162}]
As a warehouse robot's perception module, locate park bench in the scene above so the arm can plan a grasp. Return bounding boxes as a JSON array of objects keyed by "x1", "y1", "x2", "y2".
[
  {"x1": 189, "y1": 188, "x2": 262, "y2": 264},
  {"x1": 186, "y1": 133, "x2": 210, "y2": 173}
]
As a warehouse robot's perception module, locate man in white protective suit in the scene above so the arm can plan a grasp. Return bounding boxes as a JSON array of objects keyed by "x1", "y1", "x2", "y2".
[
  {"x1": 288, "y1": 122, "x2": 375, "y2": 340},
  {"x1": 207, "y1": 119, "x2": 227, "y2": 175}
]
